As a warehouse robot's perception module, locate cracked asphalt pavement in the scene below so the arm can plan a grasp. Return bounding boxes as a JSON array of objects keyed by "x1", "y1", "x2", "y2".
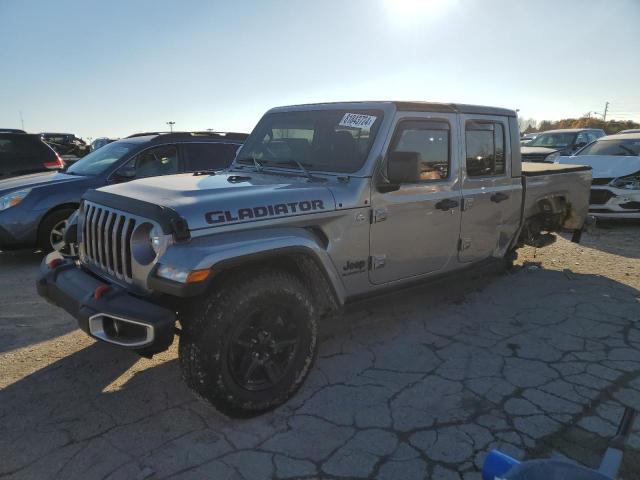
[{"x1": 1, "y1": 222, "x2": 639, "y2": 479}]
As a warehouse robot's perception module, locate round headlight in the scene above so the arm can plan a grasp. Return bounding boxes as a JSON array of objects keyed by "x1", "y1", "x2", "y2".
[
  {"x1": 150, "y1": 226, "x2": 162, "y2": 254},
  {"x1": 131, "y1": 222, "x2": 157, "y2": 265}
]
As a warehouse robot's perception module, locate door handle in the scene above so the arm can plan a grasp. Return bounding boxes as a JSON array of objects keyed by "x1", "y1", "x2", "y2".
[
  {"x1": 435, "y1": 199, "x2": 459, "y2": 211},
  {"x1": 490, "y1": 192, "x2": 509, "y2": 203}
]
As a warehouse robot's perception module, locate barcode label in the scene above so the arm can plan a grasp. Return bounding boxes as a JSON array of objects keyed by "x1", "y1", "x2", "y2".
[{"x1": 338, "y1": 113, "x2": 377, "y2": 129}]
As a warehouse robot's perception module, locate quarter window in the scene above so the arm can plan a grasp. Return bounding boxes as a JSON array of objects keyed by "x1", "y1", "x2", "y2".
[
  {"x1": 390, "y1": 120, "x2": 450, "y2": 181},
  {"x1": 465, "y1": 121, "x2": 506, "y2": 177}
]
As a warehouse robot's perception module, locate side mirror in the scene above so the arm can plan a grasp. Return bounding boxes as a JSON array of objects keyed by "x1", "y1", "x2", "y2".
[
  {"x1": 387, "y1": 151, "x2": 421, "y2": 184},
  {"x1": 115, "y1": 166, "x2": 136, "y2": 180}
]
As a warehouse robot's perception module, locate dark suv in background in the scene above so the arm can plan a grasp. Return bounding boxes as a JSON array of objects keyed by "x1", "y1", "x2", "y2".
[
  {"x1": 40, "y1": 133, "x2": 90, "y2": 164},
  {"x1": 0, "y1": 131, "x2": 247, "y2": 252},
  {"x1": 521, "y1": 128, "x2": 606, "y2": 162},
  {"x1": 1, "y1": 131, "x2": 64, "y2": 179}
]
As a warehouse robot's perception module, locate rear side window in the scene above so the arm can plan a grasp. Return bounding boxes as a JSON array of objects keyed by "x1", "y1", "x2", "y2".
[
  {"x1": 184, "y1": 143, "x2": 239, "y2": 171},
  {"x1": 465, "y1": 121, "x2": 505, "y2": 177},
  {"x1": 0, "y1": 135, "x2": 49, "y2": 163},
  {"x1": 389, "y1": 120, "x2": 450, "y2": 181}
]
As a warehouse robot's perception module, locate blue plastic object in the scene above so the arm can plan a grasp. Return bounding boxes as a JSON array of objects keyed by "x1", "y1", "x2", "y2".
[{"x1": 482, "y1": 450, "x2": 520, "y2": 480}]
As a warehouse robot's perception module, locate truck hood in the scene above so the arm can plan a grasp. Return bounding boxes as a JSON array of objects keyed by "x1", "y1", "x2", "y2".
[
  {"x1": 558, "y1": 155, "x2": 640, "y2": 179},
  {"x1": 0, "y1": 171, "x2": 86, "y2": 194},
  {"x1": 97, "y1": 171, "x2": 337, "y2": 230}
]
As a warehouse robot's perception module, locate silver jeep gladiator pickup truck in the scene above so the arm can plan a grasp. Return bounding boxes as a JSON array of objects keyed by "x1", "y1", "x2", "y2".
[{"x1": 38, "y1": 101, "x2": 591, "y2": 416}]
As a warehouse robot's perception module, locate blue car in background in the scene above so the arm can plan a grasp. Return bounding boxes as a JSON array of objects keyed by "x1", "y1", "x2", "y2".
[{"x1": 0, "y1": 131, "x2": 247, "y2": 252}]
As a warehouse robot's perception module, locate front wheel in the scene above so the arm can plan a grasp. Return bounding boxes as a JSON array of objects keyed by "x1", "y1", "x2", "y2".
[
  {"x1": 38, "y1": 208, "x2": 75, "y2": 254},
  {"x1": 179, "y1": 270, "x2": 317, "y2": 417}
]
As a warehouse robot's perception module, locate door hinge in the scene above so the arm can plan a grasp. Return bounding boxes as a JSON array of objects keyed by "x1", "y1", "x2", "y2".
[
  {"x1": 373, "y1": 207, "x2": 388, "y2": 223},
  {"x1": 458, "y1": 238, "x2": 472, "y2": 251},
  {"x1": 370, "y1": 254, "x2": 386, "y2": 269}
]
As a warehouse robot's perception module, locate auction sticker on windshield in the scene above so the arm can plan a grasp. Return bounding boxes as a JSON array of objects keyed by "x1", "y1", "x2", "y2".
[{"x1": 339, "y1": 113, "x2": 377, "y2": 129}]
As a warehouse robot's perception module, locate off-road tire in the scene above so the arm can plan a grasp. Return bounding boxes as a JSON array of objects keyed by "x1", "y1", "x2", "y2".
[
  {"x1": 38, "y1": 208, "x2": 75, "y2": 253},
  {"x1": 178, "y1": 269, "x2": 317, "y2": 417}
]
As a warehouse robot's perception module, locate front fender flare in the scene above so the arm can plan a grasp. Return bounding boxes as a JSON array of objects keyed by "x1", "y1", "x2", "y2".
[{"x1": 155, "y1": 227, "x2": 346, "y2": 304}]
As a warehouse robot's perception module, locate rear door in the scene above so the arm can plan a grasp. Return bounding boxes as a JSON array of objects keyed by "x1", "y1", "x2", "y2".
[
  {"x1": 369, "y1": 113, "x2": 462, "y2": 284},
  {"x1": 458, "y1": 115, "x2": 516, "y2": 262},
  {"x1": 182, "y1": 142, "x2": 240, "y2": 172}
]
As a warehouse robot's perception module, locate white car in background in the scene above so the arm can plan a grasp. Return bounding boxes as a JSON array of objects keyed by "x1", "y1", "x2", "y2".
[{"x1": 558, "y1": 132, "x2": 640, "y2": 218}]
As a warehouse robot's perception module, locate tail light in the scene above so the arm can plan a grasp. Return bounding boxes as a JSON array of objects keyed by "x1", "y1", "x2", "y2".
[{"x1": 43, "y1": 153, "x2": 65, "y2": 170}]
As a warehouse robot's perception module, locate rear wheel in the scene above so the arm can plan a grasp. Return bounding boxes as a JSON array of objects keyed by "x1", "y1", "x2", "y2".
[
  {"x1": 38, "y1": 208, "x2": 75, "y2": 253},
  {"x1": 179, "y1": 269, "x2": 317, "y2": 417}
]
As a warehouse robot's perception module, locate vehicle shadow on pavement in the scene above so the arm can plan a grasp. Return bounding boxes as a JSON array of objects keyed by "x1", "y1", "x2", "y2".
[
  {"x1": 0, "y1": 249, "x2": 79, "y2": 354},
  {"x1": 578, "y1": 221, "x2": 640, "y2": 259},
  {"x1": 1, "y1": 265, "x2": 639, "y2": 479}
]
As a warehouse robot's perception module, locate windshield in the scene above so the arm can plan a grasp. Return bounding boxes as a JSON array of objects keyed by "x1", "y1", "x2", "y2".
[
  {"x1": 236, "y1": 109, "x2": 384, "y2": 173},
  {"x1": 577, "y1": 138, "x2": 640, "y2": 156},
  {"x1": 528, "y1": 132, "x2": 576, "y2": 148},
  {"x1": 67, "y1": 141, "x2": 136, "y2": 175}
]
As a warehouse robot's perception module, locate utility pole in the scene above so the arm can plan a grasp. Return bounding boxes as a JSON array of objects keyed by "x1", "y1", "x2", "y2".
[
  {"x1": 19, "y1": 111, "x2": 24, "y2": 130},
  {"x1": 166, "y1": 121, "x2": 175, "y2": 133},
  {"x1": 602, "y1": 102, "x2": 609, "y2": 122}
]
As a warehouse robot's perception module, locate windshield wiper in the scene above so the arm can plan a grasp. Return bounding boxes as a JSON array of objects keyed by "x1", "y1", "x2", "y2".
[
  {"x1": 236, "y1": 154, "x2": 264, "y2": 171},
  {"x1": 268, "y1": 159, "x2": 313, "y2": 179}
]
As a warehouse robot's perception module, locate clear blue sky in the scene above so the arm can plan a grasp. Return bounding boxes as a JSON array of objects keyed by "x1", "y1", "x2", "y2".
[{"x1": 1, "y1": 0, "x2": 639, "y2": 139}]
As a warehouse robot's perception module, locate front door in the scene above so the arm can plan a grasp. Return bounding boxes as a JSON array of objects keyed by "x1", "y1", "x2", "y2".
[
  {"x1": 369, "y1": 114, "x2": 462, "y2": 285},
  {"x1": 458, "y1": 115, "x2": 515, "y2": 262}
]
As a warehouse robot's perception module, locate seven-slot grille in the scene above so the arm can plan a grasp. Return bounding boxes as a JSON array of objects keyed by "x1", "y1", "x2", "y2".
[{"x1": 82, "y1": 203, "x2": 136, "y2": 281}]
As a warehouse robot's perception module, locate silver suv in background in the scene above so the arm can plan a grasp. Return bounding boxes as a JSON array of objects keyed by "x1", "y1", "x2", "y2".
[{"x1": 521, "y1": 128, "x2": 605, "y2": 162}]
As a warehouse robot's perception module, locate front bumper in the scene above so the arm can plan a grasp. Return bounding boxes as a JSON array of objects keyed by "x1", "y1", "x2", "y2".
[
  {"x1": 0, "y1": 209, "x2": 38, "y2": 250},
  {"x1": 589, "y1": 186, "x2": 640, "y2": 218},
  {"x1": 36, "y1": 253, "x2": 176, "y2": 354}
]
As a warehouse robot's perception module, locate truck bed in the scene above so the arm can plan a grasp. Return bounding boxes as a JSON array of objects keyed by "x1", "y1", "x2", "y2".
[
  {"x1": 522, "y1": 162, "x2": 591, "y2": 176},
  {"x1": 521, "y1": 162, "x2": 592, "y2": 231}
]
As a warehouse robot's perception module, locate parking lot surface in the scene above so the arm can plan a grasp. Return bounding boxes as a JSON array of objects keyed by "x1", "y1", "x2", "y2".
[{"x1": 1, "y1": 223, "x2": 639, "y2": 479}]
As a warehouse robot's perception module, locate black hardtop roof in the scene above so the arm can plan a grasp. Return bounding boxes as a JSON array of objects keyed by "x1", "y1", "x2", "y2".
[
  {"x1": 272, "y1": 101, "x2": 517, "y2": 117},
  {"x1": 393, "y1": 101, "x2": 517, "y2": 117}
]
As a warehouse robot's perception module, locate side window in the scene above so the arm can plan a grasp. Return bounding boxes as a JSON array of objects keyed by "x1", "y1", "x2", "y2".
[
  {"x1": 465, "y1": 121, "x2": 505, "y2": 177},
  {"x1": 132, "y1": 145, "x2": 179, "y2": 179},
  {"x1": 389, "y1": 120, "x2": 450, "y2": 182},
  {"x1": 575, "y1": 132, "x2": 589, "y2": 146},
  {"x1": 586, "y1": 131, "x2": 599, "y2": 143},
  {"x1": 185, "y1": 143, "x2": 238, "y2": 171}
]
